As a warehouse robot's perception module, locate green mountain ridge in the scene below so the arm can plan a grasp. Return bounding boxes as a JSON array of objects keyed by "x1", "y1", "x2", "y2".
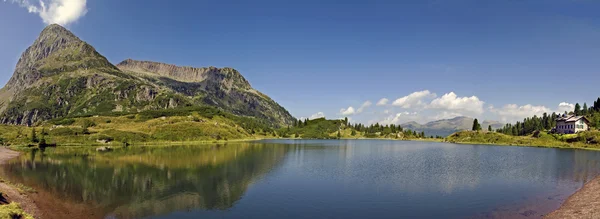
[
  {"x1": 401, "y1": 116, "x2": 504, "y2": 137},
  {"x1": 0, "y1": 24, "x2": 293, "y2": 127}
]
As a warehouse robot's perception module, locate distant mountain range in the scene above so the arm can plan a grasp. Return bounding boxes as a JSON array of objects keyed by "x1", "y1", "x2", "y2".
[
  {"x1": 0, "y1": 24, "x2": 294, "y2": 126},
  {"x1": 401, "y1": 116, "x2": 504, "y2": 137}
]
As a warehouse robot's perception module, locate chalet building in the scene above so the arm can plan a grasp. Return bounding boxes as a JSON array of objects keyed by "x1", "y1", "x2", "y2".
[{"x1": 555, "y1": 115, "x2": 590, "y2": 134}]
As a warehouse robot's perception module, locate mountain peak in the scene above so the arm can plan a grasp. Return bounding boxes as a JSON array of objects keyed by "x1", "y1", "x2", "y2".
[
  {"x1": 0, "y1": 25, "x2": 294, "y2": 127},
  {"x1": 37, "y1": 24, "x2": 80, "y2": 45},
  {"x1": 41, "y1": 23, "x2": 70, "y2": 33},
  {"x1": 3, "y1": 24, "x2": 115, "y2": 93}
]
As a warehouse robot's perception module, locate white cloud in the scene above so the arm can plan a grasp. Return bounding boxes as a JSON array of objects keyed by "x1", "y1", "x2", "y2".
[
  {"x1": 376, "y1": 98, "x2": 389, "y2": 106},
  {"x1": 428, "y1": 92, "x2": 484, "y2": 115},
  {"x1": 5, "y1": 0, "x2": 88, "y2": 26},
  {"x1": 357, "y1": 101, "x2": 372, "y2": 113},
  {"x1": 309, "y1": 112, "x2": 325, "y2": 120},
  {"x1": 557, "y1": 102, "x2": 575, "y2": 113},
  {"x1": 340, "y1": 101, "x2": 372, "y2": 116},
  {"x1": 339, "y1": 106, "x2": 356, "y2": 116},
  {"x1": 392, "y1": 90, "x2": 436, "y2": 109},
  {"x1": 490, "y1": 104, "x2": 551, "y2": 122},
  {"x1": 379, "y1": 111, "x2": 418, "y2": 125}
]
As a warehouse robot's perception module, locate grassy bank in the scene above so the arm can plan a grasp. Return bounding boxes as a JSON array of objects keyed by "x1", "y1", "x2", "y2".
[
  {"x1": 0, "y1": 113, "x2": 271, "y2": 147},
  {"x1": 0, "y1": 115, "x2": 439, "y2": 149},
  {"x1": 446, "y1": 130, "x2": 600, "y2": 150},
  {"x1": 0, "y1": 202, "x2": 34, "y2": 219}
]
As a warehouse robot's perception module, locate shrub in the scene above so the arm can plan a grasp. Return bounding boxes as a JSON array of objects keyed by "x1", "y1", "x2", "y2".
[
  {"x1": 0, "y1": 202, "x2": 34, "y2": 219},
  {"x1": 532, "y1": 130, "x2": 541, "y2": 138},
  {"x1": 96, "y1": 134, "x2": 114, "y2": 142}
]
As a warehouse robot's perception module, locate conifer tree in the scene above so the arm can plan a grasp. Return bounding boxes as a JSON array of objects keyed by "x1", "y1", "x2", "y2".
[
  {"x1": 575, "y1": 103, "x2": 581, "y2": 116},
  {"x1": 472, "y1": 119, "x2": 481, "y2": 131},
  {"x1": 31, "y1": 128, "x2": 38, "y2": 143},
  {"x1": 488, "y1": 125, "x2": 492, "y2": 132},
  {"x1": 583, "y1": 103, "x2": 588, "y2": 115}
]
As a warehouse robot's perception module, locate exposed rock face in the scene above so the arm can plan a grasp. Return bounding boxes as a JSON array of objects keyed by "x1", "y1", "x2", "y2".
[
  {"x1": 118, "y1": 59, "x2": 251, "y2": 89},
  {"x1": 117, "y1": 59, "x2": 294, "y2": 126},
  {"x1": 0, "y1": 24, "x2": 294, "y2": 126}
]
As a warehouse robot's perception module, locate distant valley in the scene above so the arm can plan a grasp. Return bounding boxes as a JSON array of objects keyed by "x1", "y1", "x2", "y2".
[{"x1": 401, "y1": 116, "x2": 504, "y2": 137}]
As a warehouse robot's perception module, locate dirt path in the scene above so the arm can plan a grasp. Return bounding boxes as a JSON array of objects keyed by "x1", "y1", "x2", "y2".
[
  {"x1": 0, "y1": 147, "x2": 41, "y2": 218},
  {"x1": 545, "y1": 176, "x2": 600, "y2": 219}
]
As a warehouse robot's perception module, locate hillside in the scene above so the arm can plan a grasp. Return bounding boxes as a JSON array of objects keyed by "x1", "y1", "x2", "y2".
[
  {"x1": 0, "y1": 106, "x2": 280, "y2": 146},
  {"x1": 401, "y1": 116, "x2": 504, "y2": 137},
  {"x1": 0, "y1": 24, "x2": 293, "y2": 127},
  {"x1": 446, "y1": 130, "x2": 600, "y2": 149}
]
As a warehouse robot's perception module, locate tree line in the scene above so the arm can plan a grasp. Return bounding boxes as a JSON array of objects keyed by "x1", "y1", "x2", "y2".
[
  {"x1": 288, "y1": 117, "x2": 436, "y2": 139},
  {"x1": 495, "y1": 97, "x2": 600, "y2": 136}
]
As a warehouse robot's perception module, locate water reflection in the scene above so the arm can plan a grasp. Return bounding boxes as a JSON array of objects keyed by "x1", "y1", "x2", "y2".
[
  {"x1": 3, "y1": 140, "x2": 600, "y2": 219},
  {"x1": 1, "y1": 143, "x2": 287, "y2": 219}
]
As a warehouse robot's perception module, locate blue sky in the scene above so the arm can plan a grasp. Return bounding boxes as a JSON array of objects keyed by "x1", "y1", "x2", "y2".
[{"x1": 1, "y1": 0, "x2": 600, "y2": 124}]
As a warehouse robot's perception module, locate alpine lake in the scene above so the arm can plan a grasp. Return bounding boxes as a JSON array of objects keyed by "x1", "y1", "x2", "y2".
[{"x1": 2, "y1": 139, "x2": 600, "y2": 219}]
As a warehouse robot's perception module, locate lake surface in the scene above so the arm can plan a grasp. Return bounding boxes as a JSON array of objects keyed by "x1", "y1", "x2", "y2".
[{"x1": 3, "y1": 140, "x2": 600, "y2": 219}]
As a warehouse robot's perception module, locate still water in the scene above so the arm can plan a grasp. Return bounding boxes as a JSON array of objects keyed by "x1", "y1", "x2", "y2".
[{"x1": 2, "y1": 140, "x2": 600, "y2": 219}]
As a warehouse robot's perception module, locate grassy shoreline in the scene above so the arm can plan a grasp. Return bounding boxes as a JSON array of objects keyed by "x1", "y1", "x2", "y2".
[
  {"x1": 447, "y1": 139, "x2": 600, "y2": 151},
  {"x1": 445, "y1": 130, "x2": 600, "y2": 151},
  {"x1": 6, "y1": 132, "x2": 598, "y2": 152}
]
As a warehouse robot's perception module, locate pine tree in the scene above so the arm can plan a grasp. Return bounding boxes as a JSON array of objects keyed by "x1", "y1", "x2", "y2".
[
  {"x1": 472, "y1": 119, "x2": 481, "y2": 131},
  {"x1": 575, "y1": 103, "x2": 581, "y2": 116},
  {"x1": 31, "y1": 128, "x2": 38, "y2": 143},
  {"x1": 488, "y1": 125, "x2": 492, "y2": 132},
  {"x1": 344, "y1": 117, "x2": 349, "y2": 126},
  {"x1": 583, "y1": 103, "x2": 588, "y2": 115}
]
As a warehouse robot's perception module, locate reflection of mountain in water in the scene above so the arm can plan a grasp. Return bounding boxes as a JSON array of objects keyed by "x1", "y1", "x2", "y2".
[{"x1": 1, "y1": 143, "x2": 287, "y2": 219}]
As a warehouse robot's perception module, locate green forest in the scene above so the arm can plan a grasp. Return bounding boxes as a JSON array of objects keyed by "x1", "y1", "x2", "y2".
[
  {"x1": 277, "y1": 117, "x2": 440, "y2": 140},
  {"x1": 496, "y1": 98, "x2": 600, "y2": 136}
]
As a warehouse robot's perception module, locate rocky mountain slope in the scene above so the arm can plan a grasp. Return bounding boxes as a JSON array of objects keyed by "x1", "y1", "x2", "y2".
[
  {"x1": 0, "y1": 24, "x2": 293, "y2": 126},
  {"x1": 402, "y1": 116, "x2": 504, "y2": 137}
]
